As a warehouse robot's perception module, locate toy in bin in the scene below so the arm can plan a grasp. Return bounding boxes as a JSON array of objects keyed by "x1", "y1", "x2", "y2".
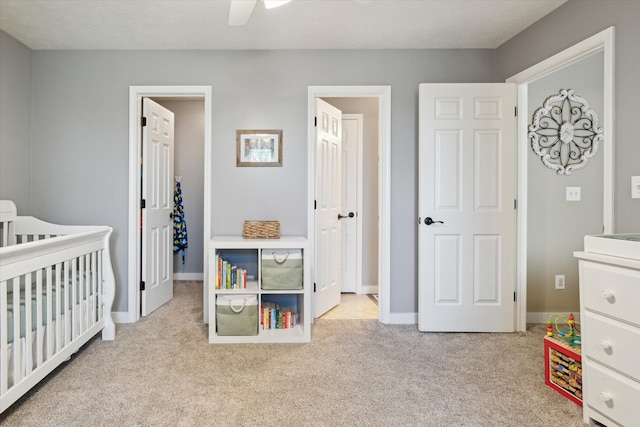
[{"x1": 544, "y1": 313, "x2": 582, "y2": 406}]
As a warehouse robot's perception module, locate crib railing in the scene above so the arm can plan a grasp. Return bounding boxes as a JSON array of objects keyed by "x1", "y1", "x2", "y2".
[{"x1": 0, "y1": 203, "x2": 115, "y2": 412}]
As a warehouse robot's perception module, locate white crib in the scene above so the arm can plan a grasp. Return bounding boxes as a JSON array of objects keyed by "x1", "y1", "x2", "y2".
[{"x1": 0, "y1": 200, "x2": 115, "y2": 413}]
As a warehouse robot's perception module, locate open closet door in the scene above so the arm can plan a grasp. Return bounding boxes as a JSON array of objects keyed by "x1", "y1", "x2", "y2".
[
  {"x1": 141, "y1": 98, "x2": 175, "y2": 316},
  {"x1": 418, "y1": 83, "x2": 517, "y2": 332}
]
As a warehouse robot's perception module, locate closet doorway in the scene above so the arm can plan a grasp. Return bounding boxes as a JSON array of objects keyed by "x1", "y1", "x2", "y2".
[
  {"x1": 127, "y1": 86, "x2": 212, "y2": 324},
  {"x1": 316, "y1": 99, "x2": 379, "y2": 320},
  {"x1": 308, "y1": 86, "x2": 392, "y2": 323}
]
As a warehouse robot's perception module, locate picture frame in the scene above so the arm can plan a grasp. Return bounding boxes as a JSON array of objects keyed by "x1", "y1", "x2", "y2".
[{"x1": 236, "y1": 129, "x2": 283, "y2": 167}]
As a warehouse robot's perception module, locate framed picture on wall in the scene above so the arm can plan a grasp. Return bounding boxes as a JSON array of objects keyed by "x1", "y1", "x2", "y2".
[{"x1": 236, "y1": 130, "x2": 283, "y2": 167}]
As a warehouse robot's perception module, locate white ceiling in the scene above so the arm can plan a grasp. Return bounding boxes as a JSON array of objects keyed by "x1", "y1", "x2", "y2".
[{"x1": 0, "y1": 0, "x2": 567, "y2": 50}]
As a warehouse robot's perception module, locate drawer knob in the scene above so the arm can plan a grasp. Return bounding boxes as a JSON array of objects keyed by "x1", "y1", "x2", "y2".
[
  {"x1": 599, "y1": 340, "x2": 612, "y2": 350},
  {"x1": 601, "y1": 290, "x2": 615, "y2": 300},
  {"x1": 600, "y1": 392, "x2": 613, "y2": 403}
]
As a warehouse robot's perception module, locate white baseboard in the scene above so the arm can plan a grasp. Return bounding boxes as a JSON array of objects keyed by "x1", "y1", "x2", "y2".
[
  {"x1": 111, "y1": 311, "x2": 133, "y2": 324},
  {"x1": 174, "y1": 272, "x2": 204, "y2": 281},
  {"x1": 384, "y1": 311, "x2": 581, "y2": 327},
  {"x1": 116, "y1": 309, "x2": 579, "y2": 327},
  {"x1": 387, "y1": 312, "x2": 418, "y2": 325},
  {"x1": 527, "y1": 311, "x2": 581, "y2": 324}
]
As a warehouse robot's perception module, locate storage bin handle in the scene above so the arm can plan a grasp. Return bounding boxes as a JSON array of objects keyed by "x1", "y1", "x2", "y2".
[
  {"x1": 228, "y1": 298, "x2": 247, "y2": 313},
  {"x1": 272, "y1": 251, "x2": 291, "y2": 264}
]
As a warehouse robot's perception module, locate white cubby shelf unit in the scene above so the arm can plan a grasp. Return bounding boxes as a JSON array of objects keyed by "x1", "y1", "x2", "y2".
[{"x1": 209, "y1": 236, "x2": 311, "y2": 343}]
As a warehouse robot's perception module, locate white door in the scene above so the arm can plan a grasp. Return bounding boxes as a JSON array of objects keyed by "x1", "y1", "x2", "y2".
[
  {"x1": 314, "y1": 98, "x2": 342, "y2": 318},
  {"x1": 141, "y1": 98, "x2": 174, "y2": 316},
  {"x1": 418, "y1": 83, "x2": 517, "y2": 332},
  {"x1": 340, "y1": 114, "x2": 362, "y2": 293}
]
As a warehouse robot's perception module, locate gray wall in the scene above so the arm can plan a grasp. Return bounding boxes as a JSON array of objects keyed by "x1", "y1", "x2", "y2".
[
  {"x1": 0, "y1": 31, "x2": 31, "y2": 214},
  {"x1": 527, "y1": 52, "x2": 604, "y2": 313},
  {"x1": 154, "y1": 99, "x2": 205, "y2": 276},
  {"x1": 4, "y1": 0, "x2": 637, "y2": 317},
  {"x1": 323, "y1": 97, "x2": 379, "y2": 289},
  {"x1": 22, "y1": 48, "x2": 495, "y2": 313},
  {"x1": 495, "y1": 0, "x2": 640, "y2": 233}
]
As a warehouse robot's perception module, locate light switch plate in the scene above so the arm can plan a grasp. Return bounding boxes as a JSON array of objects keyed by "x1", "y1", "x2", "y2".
[
  {"x1": 566, "y1": 187, "x2": 581, "y2": 201},
  {"x1": 632, "y1": 176, "x2": 640, "y2": 199}
]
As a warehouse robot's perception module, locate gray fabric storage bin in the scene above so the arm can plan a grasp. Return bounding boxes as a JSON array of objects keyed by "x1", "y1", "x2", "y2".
[
  {"x1": 216, "y1": 295, "x2": 258, "y2": 336},
  {"x1": 261, "y1": 249, "x2": 303, "y2": 290}
]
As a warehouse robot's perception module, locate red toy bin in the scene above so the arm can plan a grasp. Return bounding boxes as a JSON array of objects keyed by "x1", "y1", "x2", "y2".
[{"x1": 544, "y1": 336, "x2": 582, "y2": 406}]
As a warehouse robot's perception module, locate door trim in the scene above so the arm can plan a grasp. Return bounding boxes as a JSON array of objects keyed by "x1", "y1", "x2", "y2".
[
  {"x1": 127, "y1": 86, "x2": 212, "y2": 323},
  {"x1": 308, "y1": 86, "x2": 391, "y2": 323},
  {"x1": 507, "y1": 27, "x2": 615, "y2": 331}
]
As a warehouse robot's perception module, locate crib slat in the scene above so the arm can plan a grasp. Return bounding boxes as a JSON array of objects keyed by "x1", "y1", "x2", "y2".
[
  {"x1": 0, "y1": 280, "x2": 7, "y2": 394},
  {"x1": 35, "y1": 270, "x2": 43, "y2": 367},
  {"x1": 87, "y1": 253, "x2": 91, "y2": 328},
  {"x1": 63, "y1": 260, "x2": 70, "y2": 347},
  {"x1": 91, "y1": 251, "x2": 97, "y2": 325},
  {"x1": 84, "y1": 255, "x2": 88, "y2": 331},
  {"x1": 97, "y1": 250, "x2": 103, "y2": 320},
  {"x1": 24, "y1": 272, "x2": 33, "y2": 377},
  {"x1": 71, "y1": 258, "x2": 77, "y2": 340},
  {"x1": 78, "y1": 255, "x2": 84, "y2": 334},
  {"x1": 11, "y1": 277, "x2": 22, "y2": 386},
  {"x1": 45, "y1": 265, "x2": 53, "y2": 360},
  {"x1": 82, "y1": 254, "x2": 93, "y2": 332},
  {"x1": 55, "y1": 263, "x2": 62, "y2": 352}
]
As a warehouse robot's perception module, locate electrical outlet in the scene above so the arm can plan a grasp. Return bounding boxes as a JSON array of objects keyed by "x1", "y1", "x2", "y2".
[{"x1": 555, "y1": 275, "x2": 565, "y2": 290}]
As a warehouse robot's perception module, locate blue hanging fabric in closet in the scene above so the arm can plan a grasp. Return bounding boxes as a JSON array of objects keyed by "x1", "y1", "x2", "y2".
[{"x1": 173, "y1": 179, "x2": 188, "y2": 264}]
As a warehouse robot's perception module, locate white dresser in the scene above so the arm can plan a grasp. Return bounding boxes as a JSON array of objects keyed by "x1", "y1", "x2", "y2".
[{"x1": 574, "y1": 234, "x2": 640, "y2": 427}]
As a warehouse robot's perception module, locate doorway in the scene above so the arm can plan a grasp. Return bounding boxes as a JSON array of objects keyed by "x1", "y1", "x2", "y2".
[
  {"x1": 151, "y1": 98, "x2": 206, "y2": 284},
  {"x1": 524, "y1": 52, "x2": 604, "y2": 323},
  {"x1": 319, "y1": 98, "x2": 378, "y2": 319},
  {"x1": 507, "y1": 27, "x2": 614, "y2": 330},
  {"x1": 307, "y1": 86, "x2": 392, "y2": 323},
  {"x1": 127, "y1": 86, "x2": 212, "y2": 323}
]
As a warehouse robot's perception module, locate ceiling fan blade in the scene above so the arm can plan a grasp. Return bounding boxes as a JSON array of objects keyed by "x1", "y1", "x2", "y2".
[
  {"x1": 264, "y1": 0, "x2": 292, "y2": 9},
  {"x1": 229, "y1": 0, "x2": 258, "y2": 26}
]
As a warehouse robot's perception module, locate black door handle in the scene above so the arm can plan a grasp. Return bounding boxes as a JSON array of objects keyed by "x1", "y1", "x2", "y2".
[
  {"x1": 424, "y1": 217, "x2": 444, "y2": 225},
  {"x1": 170, "y1": 213, "x2": 174, "y2": 219},
  {"x1": 338, "y1": 212, "x2": 355, "y2": 220}
]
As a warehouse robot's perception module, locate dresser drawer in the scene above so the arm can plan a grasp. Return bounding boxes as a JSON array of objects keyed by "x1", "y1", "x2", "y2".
[
  {"x1": 583, "y1": 312, "x2": 640, "y2": 382},
  {"x1": 584, "y1": 361, "x2": 640, "y2": 427},
  {"x1": 579, "y1": 260, "x2": 640, "y2": 326}
]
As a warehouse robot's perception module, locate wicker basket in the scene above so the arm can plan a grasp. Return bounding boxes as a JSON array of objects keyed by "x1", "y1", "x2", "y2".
[{"x1": 243, "y1": 220, "x2": 280, "y2": 239}]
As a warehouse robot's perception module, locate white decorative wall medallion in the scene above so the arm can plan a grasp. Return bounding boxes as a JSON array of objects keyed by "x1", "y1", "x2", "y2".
[{"x1": 529, "y1": 89, "x2": 603, "y2": 175}]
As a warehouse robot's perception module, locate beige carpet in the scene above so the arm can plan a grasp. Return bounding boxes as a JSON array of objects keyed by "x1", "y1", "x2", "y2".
[
  {"x1": 319, "y1": 293, "x2": 378, "y2": 320},
  {"x1": 1, "y1": 281, "x2": 591, "y2": 426}
]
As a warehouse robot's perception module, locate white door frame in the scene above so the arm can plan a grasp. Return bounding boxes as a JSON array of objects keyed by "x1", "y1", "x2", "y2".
[
  {"x1": 126, "y1": 86, "x2": 212, "y2": 323},
  {"x1": 507, "y1": 27, "x2": 615, "y2": 331},
  {"x1": 308, "y1": 86, "x2": 391, "y2": 323}
]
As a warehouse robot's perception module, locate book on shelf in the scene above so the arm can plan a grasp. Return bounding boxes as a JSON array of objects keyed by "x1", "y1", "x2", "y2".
[
  {"x1": 261, "y1": 301, "x2": 297, "y2": 330},
  {"x1": 215, "y1": 254, "x2": 248, "y2": 290}
]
